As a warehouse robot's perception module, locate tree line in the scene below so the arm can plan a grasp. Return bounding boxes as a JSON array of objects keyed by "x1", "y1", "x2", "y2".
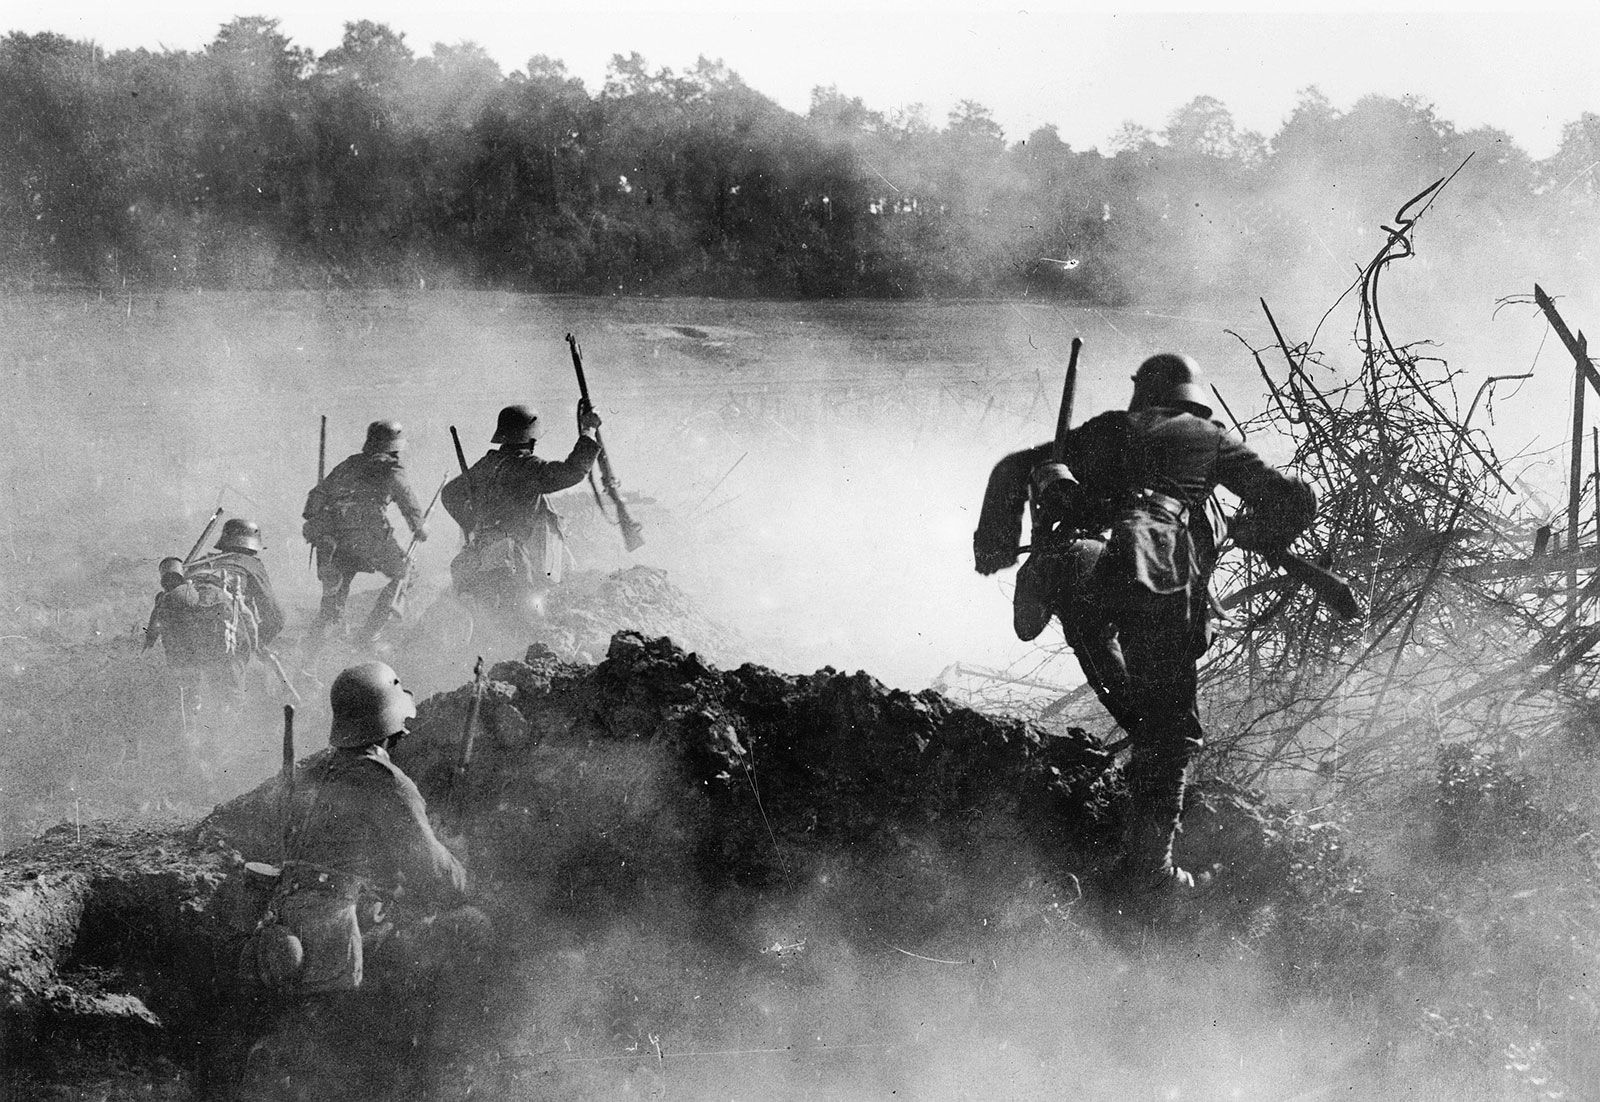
[{"x1": 4, "y1": 17, "x2": 1598, "y2": 305}]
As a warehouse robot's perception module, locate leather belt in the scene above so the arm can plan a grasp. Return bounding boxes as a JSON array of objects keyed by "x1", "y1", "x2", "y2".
[
  {"x1": 1125, "y1": 489, "x2": 1189, "y2": 522},
  {"x1": 279, "y1": 861, "x2": 369, "y2": 901}
]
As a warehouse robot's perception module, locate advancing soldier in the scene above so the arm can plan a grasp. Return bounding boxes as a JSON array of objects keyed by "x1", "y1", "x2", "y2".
[
  {"x1": 147, "y1": 521, "x2": 286, "y2": 714},
  {"x1": 974, "y1": 353, "x2": 1315, "y2": 891},
  {"x1": 303, "y1": 420, "x2": 429, "y2": 645},
  {"x1": 250, "y1": 661, "x2": 487, "y2": 997},
  {"x1": 440, "y1": 402, "x2": 601, "y2": 615}
]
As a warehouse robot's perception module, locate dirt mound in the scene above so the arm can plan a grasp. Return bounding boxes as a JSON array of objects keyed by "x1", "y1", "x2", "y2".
[
  {"x1": 0, "y1": 565, "x2": 752, "y2": 853},
  {"x1": 3, "y1": 630, "x2": 1334, "y2": 1099}
]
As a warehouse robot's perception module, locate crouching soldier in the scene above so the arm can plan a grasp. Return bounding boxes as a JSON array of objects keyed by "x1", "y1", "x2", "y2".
[
  {"x1": 145, "y1": 520, "x2": 285, "y2": 717},
  {"x1": 440, "y1": 402, "x2": 601, "y2": 617},
  {"x1": 975, "y1": 353, "x2": 1315, "y2": 892},
  {"x1": 251, "y1": 661, "x2": 488, "y2": 998}
]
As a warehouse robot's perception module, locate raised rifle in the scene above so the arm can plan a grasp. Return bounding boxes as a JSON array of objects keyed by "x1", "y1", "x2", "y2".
[
  {"x1": 564, "y1": 333, "x2": 645, "y2": 553},
  {"x1": 448, "y1": 657, "x2": 488, "y2": 823}
]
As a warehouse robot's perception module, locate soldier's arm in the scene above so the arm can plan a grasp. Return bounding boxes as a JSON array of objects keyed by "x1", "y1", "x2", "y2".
[
  {"x1": 380, "y1": 771, "x2": 469, "y2": 905},
  {"x1": 974, "y1": 442, "x2": 1051, "y2": 574},
  {"x1": 388, "y1": 462, "x2": 427, "y2": 534},
  {"x1": 1214, "y1": 434, "x2": 1316, "y2": 552},
  {"x1": 529, "y1": 436, "x2": 603, "y2": 493},
  {"x1": 244, "y1": 565, "x2": 287, "y2": 645}
]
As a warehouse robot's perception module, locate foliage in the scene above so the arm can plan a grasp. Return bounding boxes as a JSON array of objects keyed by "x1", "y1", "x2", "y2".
[{"x1": 2, "y1": 27, "x2": 1596, "y2": 299}]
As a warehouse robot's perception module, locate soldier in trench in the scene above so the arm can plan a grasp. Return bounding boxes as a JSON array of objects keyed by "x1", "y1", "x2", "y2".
[
  {"x1": 251, "y1": 660, "x2": 489, "y2": 1000},
  {"x1": 239, "y1": 660, "x2": 492, "y2": 1095},
  {"x1": 974, "y1": 353, "x2": 1315, "y2": 890}
]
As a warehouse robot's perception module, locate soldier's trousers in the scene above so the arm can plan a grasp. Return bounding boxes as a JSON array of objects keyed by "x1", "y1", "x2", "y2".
[
  {"x1": 1093, "y1": 583, "x2": 1206, "y2": 880},
  {"x1": 314, "y1": 531, "x2": 410, "y2": 637}
]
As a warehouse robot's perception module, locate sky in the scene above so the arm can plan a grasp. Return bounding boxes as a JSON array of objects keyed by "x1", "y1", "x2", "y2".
[{"x1": 6, "y1": 2, "x2": 1597, "y2": 159}]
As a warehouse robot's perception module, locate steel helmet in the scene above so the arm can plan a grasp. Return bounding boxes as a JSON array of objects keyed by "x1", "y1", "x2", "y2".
[
  {"x1": 217, "y1": 518, "x2": 264, "y2": 553},
  {"x1": 1130, "y1": 353, "x2": 1213, "y2": 417},
  {"x1": 329, "y1": 661, "x2": 417, "y2": 748},
  {"x1": 363, "y1": 420, "x2": 406, "y2": 455},
  {"x1": 157, "y1": 556, "x2": 186, "y2": 581},
  {"x1": 491, "y1": 405, "x2": 539, "y2": 445}
]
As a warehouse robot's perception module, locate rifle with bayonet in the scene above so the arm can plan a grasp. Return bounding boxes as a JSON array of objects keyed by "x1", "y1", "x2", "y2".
[{"x1": 564, "y1": 334, "x2": 645, "y2": 553}]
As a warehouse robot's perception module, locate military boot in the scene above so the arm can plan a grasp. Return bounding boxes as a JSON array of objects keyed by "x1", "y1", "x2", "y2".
[{"x1": 1119, "y1": 740, "x2": 1197, "y2": 893}]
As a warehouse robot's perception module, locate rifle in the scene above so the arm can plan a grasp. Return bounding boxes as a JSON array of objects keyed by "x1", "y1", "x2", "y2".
[
  {"x1": 449, "y1": 425, "x2": 476, "y2": 541},
  {"x1": 260, "y1": 647, "x2": 303, "y2": 703},
  {"x1": 564, "y1": 333, "x2": 645, "y2": 553},
  {"x1": 448, "y1": 657, "x2": 488, "y2": 822},
  {"x1": 183, "y1": 508, "x2": 225, "y2": 567},
  {"x1": 311, "y1": 416, "x2": 327, "y2": 568},
  {"x1": 280, "y1": 704, "x2": 295, "y2": 861},
  {"x1": 1052, "y1": 337, "x2": 1083, "y2": 462},
  {"x1": 382, "y1": 472, "x2": 449, "y2": 622}
]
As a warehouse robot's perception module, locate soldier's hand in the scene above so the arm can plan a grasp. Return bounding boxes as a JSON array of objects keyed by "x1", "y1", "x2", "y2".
[
  {"x1": 577, "y1": 400, "x2": 602, "y2": 434},
  {"x1": 413, "y1": 525, "x2": 429, "y2": 543},
  {"x1": 973, "y1": 535, "x2": 1017, "y2": 576}
]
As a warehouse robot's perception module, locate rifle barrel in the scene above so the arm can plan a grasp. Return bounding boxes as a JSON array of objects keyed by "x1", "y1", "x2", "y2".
[
  {"x1": 1052, "y1": 337, "x2": 1083, "y2": 462},
  {"x1": 280, "y1": 704, "x2": 295, "y2": 860},
  {"x1": 565, "y1": 333, "x2": 644, "y2": 552},
  {"x1": 184, "y1": 508, "x2": 225, "y2": 566}
]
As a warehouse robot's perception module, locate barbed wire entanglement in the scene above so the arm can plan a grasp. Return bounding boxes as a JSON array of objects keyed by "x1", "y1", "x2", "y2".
[{"x1": 1193, "y1": 170, "x2": 1600, "y2": 796}]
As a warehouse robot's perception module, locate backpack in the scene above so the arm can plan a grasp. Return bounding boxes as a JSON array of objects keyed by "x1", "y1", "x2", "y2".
[{"x1": 171, "y1": 558, "x2": 261, "y2": 660}]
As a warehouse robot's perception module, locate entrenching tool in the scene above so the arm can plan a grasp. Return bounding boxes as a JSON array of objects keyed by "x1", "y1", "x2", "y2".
[{"x1": 565, "y1": 333, "x2": 645, "y2": 553}]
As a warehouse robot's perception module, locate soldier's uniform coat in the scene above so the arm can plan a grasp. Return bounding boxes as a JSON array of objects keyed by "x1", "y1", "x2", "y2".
[
  {"x1": 977, "y1": 405, "x2": 1314, "y2": 881},
  {"x1": 304, "y1": 452, "x2": 426, "y2": 634}
]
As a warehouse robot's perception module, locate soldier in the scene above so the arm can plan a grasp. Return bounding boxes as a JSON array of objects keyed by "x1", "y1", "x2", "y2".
[
  {"x1": 975, "y1": 353, "x2": 1315, "y2": 891},
  {"x1": 303, "y1": 420, "x2": 429, "y2": 645},
  {"x1": 148, "y1": 521, "x2": 286, "y2": 714},
  {"x1": 252, "y1": 661, "x2": 487, "y2": 996},
  {"x1": 440, "y1": 402, "x2": 602, "y2": 615}
]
